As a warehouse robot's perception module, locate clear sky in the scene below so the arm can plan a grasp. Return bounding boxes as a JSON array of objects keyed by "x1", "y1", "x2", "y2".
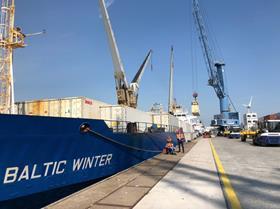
[{"x1": 13, "y1": 0, "x2": 280, "y2": 125}]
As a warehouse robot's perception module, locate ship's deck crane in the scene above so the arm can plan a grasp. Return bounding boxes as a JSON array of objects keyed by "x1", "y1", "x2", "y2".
[
  {"x1": 0, "y1": 0, "x2": 44, "y2": 114},
  {"x1": 99, "y1": 0, "x2": 152, "y2": 108},
  {"x1": 192, "y1": 0, "x2": 239, "y2": 128},
  {"x1": 168, "y1": 46, "x2": 175, "y2": 114}
]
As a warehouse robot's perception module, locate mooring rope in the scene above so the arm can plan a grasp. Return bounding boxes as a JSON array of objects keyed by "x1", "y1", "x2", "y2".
[{"x1": 86, "y1": 128, "x2": 163, "y2": 153}]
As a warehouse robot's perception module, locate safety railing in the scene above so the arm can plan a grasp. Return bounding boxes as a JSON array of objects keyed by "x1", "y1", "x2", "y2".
[{"x1": 103, "y1": 119, "x2": 178, "y2": 134}]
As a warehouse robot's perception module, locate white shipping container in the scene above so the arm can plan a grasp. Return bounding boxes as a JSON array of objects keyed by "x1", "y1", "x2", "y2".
[
  {"x1": 49, "y1": 100, "x2": 60, "y2": 117},
  {"x1": 60, "y1": 99, "x2": 71, "y2": 117},
  {"x1": 151, "y1": 112, "x2": 179, "y2": 127},
  {"x1": 100, "y1": 105, "x2": 153, "y2": 132},
  {"x1": 100, "y1": 105, "x2": 152, "y2": 123},
  {"x1": 15, "y1": 97, "x2": 109, "y2": 119}
]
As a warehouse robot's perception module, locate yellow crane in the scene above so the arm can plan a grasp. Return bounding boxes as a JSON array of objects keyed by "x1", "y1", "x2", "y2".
[
  {"x1": 0, "y1": 0, "x2": 24, "y2": 114},
  {"x1": 0, "y1": 0, "x2": 44, "y2": 114}
]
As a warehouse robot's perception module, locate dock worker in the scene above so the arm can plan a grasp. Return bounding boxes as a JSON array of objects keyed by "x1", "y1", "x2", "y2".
[
  {"x1": 165, "y1": 136, "x2": 176, "y2": 155},
  {"x1": 176, "y1": 128, "x2": 185, "y2": 153}
]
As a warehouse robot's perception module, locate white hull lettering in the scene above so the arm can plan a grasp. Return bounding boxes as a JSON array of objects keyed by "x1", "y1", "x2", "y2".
[
  {"x1": 3, "y1": 160, "x2": 67, "y2": 184},
  {"x1": 56, "y1": 161, "x2": 67, "y2": 174},
  {"x1": 73, "y1": 158, "x2": 84, "y2": 171},
  {"x1": 3, "y1": 167, "x2": 18, "y2": 184},
  {"x1": 2, "y1": 153, "x2": 113, "y2": 184},
  {"x1": 31, "y1": 164, "x2": 41, "y2": 179},
  {"x1": 73, "y1": 154, "x2": 113, "y2": 171}
]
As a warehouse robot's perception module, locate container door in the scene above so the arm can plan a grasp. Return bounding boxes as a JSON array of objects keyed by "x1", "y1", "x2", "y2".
[
  {"x1": 113, "y1": 106, "x2": 125, "y2": 132},
  {"x1": 49, "y1": 100, "x2": 60, "y2": 117},
  {"x1": 29, "y1": 102, "x2": 40, "y2": 115},
  {"x1": 100, "y1": 106, "x2": 112, "y2": 128},
  {"x1": 16, "y1": 103, "x2": 24, "y2": 115},
  {"x1": 113, "y1": 106, "x2": 124, "y2": 121},
  {"x1": 152, "y1": 114, "x2": 161, "y2": 126},
  {"x1": 39, "y1": 101, "x2": 49, "y2": 116},
  {"x1": 71, "y1": 98, "x2": 82, "y2": 118},
  {"x1": 61, "y1": 99, "x2": 71, "y2": 117}
]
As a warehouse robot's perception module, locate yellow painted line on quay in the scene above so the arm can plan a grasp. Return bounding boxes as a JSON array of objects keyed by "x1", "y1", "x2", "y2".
[{"x1": 209, "y1": 139, "x2": 243, "y2": 209}]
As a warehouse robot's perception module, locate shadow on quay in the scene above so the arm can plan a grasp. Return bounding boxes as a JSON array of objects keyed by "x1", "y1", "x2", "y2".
[{"x1": 131, "y1": 152, "x2": 280, "y2": 209}]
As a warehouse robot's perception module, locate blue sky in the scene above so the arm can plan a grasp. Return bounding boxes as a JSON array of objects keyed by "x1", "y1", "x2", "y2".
[{"x1": 13, "y1": 0, "x2": 280, "y2": 124}]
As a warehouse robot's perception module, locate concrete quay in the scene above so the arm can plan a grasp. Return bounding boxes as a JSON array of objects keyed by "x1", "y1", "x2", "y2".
[{"x1": 46, "y1": 139, "x2": 228, "y2": 209}]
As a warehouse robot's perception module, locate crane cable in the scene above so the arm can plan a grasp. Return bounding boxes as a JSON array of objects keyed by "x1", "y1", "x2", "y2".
[
  {"x1": 190, "y1": 0, "x2": 198, "y2": 93},
  {"x1": 227, "y1": 94, "x2": 238, "y2": 113},
  {"x1": 150, "y1": 50, "x2": 153, "y2": 71},
  {"x1": 200, "y1": 3, "x2": 222, "y2": 62}
]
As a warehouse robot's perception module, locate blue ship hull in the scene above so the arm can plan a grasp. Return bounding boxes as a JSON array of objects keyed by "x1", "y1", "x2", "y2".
[{"x1": 0, "y1": 114, "x2": 176, "y2": 207}]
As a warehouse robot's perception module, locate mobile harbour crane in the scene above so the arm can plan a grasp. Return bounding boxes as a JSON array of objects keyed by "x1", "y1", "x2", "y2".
[{"x1": 192, "y1": 0, "x2": 240, "y2": 130}]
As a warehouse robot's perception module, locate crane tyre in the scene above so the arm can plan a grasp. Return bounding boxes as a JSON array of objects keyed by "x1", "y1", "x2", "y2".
[{"x1": 241, "y1": 135, "x2": 246, "y2": 142}]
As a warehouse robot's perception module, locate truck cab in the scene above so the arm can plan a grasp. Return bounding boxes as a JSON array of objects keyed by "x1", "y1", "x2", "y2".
[{"x1": 255, "y1": 114, "x2": 280, "y2": 145}]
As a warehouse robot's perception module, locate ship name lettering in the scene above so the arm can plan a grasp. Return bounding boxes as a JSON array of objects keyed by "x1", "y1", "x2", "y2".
[
  {"x1": 3, "y1": 160, "x2": 67, "y2": 184},
  {"x1": 73, "y1": 154, "x2": 113, "y2": 171},
  {"x1": 2, "y1": 154, "x2": 113, "y2": 184},
  {"x1": 43, "y1": 161, "x2": 66, "y2": 176}
]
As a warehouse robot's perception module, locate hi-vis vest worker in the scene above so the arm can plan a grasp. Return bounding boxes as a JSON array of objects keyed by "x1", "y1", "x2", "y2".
[{"x1": 176, "y1": 130, "x2": 180, "y2": 139}]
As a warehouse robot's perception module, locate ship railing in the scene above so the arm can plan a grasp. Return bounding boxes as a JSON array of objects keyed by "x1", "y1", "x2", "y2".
[{"x1": 103, "y1": 120, "x2": 179, "y2": 134}]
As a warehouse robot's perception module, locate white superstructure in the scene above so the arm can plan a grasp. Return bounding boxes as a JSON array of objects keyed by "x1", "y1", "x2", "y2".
[
  {"x1": 242, "y1": 96, "x2": 258, "y2": 130},
  {"x1": 243, "y1": 112, "x2": 258, "y2": 130},
  {"x1": 173, "y1": 105, "x2": 203, "y2": 140}
]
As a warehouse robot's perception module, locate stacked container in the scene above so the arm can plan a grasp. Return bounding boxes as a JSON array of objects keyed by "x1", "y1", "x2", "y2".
[
  {"x1": 15, "y1": 97, "x2": 108, "y2": 119},
  {"x1": 100, "y1": 105, "x2": 153, "y2": 132},
  {"x1": 151, "y1": 112, "x2": 179, "y2": 127}
]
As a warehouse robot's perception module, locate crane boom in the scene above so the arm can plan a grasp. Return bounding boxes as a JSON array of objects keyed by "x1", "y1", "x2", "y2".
[
  {"x1": 129, "y1": 49, "x2": 152, "y2": 107},
  {"x1": 131, "y1": 50, "x2": 152, "y2": 85},
  {"x1": 192, "y1": 0, "x2": 239, "y2": 128},
  {"x1": 193, "y1": 0, "x2": 215, "y2": 82},
  {"x1": 99, "y1": 0, "x2": 152, "y2": 108},
  {"x1": 99, "y1": 0, "x2": 128, "y2": 90},
  {"x1": 168, "y1": 46, "x2": 174, "y2": 114}
]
